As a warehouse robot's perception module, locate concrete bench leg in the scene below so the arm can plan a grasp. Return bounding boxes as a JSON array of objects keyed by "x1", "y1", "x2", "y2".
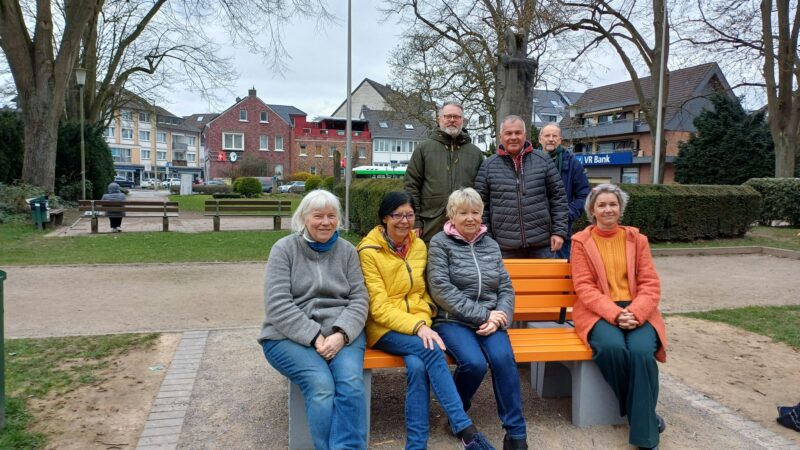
[
  {"x1": 565, "y1": 360, "x2": 626, "y2": 427},
  {"x1": 288, "y1": 370, "x2": 372, "y2": 450}
]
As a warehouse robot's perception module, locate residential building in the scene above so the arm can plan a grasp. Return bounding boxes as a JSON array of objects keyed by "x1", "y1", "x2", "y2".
[
  {"x1": 293, "y1": 116, "x2": 373, "y2": 176},
  {"x1": 361, "y1": 108, "x2": 428, "y2": 167},
  {"x1": 561, "y1": 62, "x2": 733, "y2": 184},
  {"x1": 104, "y1": 99, "x2": 202, "y2": 184},
  {"x1": 533, "y1": 89, "x2": 582, "y2": 129},
  {"x1": 184, "y1": 113, "x2": 219, "y2": 181},
  {"x1": 204, "y1": 88, "x2": 305, "y2": 180},
  {"x1": 331, "y1": 78, "x2": 394, "y2": 118}
]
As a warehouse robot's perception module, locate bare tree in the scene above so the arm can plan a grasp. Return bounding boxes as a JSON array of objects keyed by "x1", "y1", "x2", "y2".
[
  {"x1": 675, "y1": 0, "x2": 798, "y2": 177},
  {"x1": 0, "y1": 0, "x2": 331, "y2": 192},
  {"x1": 548, "y1": 0, "x2": 670, "y2": 183}
]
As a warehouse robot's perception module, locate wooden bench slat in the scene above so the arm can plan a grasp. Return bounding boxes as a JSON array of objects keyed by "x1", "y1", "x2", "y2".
[
  {"x1": 505, "y1": 263, "x2": 572, "y2": 278},
  {"x1": 512, "y1": 278, "x2": 575, "y2": 292},
  {"x1": 205, "y1": 206, "x2": 288, "y2": 212},
  {"x1": 515, "y1": 294, "x2": 576, "y2": 307},
  {"x1": 208, "y1": 200, "x2": 290, "y2": 206}
]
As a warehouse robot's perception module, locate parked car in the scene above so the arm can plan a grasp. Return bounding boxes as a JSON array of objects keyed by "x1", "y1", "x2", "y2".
[
  {"x1": 253, "y1": 177, "x2": 274, "y2": 193},
  {"x1": 113, "y1": 176, "x2": 135, "y2": 188},
  {"x1": 206, "y1": 179, "x2": 226, "y2": 186},
  {"x1": 280, "y1": 181, "x2": 306, "y2": 194},
  {"x1": 140, "y1": 179, "x2": 159, "y2": 188},
  {"x1": 162, "y1": 178, "x2": 181, "y2": 188}
]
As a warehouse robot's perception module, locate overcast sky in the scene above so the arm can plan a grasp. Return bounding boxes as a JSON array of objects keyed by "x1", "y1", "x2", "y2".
[{"x1": 165, "y1": 3, "x2": 632, "y2": 119}]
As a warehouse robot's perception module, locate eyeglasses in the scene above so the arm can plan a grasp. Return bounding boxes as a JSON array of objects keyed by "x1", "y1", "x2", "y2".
[
  {"x1": 389, "y1": 212, "x2": 416, "y2": 221},
  {"x1": 440, "y1": 114, "x2": 463, "y2": 121}
]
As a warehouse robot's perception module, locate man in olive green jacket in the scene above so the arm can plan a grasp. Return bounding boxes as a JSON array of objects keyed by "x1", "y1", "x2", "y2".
[{"x1": 404, "y1": 101, "x2": 484, "y2": 242}]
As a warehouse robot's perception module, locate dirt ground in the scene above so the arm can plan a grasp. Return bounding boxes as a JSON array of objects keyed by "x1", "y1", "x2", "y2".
[
  {"x1": 25, "y1": 333, "x2": 180, "y2": 449},
  {"x1": 4, "y1": 254, "x2": 800, "y2": 447}
]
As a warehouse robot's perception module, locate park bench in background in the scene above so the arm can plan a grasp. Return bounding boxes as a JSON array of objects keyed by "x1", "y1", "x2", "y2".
[
  {"x1": 287, "y1": 259, "x2": 625, "y2": 450},
  {"x1": 78, "y1": 200, "x2": 178, "y2": 233},
  {"x1": 204, "y1": 199, "x2": 291, "y2": 231}
]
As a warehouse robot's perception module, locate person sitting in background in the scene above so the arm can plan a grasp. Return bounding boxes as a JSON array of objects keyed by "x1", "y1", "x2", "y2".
[
  {"x1": 258, "y1": 189, "x2": 369, "y2": 450},
  {"x1": 358, "y1": 191, "x2": 494, "y2": 450},
  {"x1": 570, "y1": 184, "x2": 667, "y2": 450},
  {"x1": 101, "y1": 182, "x2": 126, "y2": 232},
  {"x1": 426, "y1": 188, "x2": 528, "y2": 450}
]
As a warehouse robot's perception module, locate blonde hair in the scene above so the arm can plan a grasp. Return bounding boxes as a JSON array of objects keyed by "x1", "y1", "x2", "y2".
[
  {"x1": 291, "y1": 190, "x2": 342, "y2": 232},
  {"x1": 446, "y1": 187, "x2": 484, "y2": 220},
  {"x1": 585, "y1": 184, "x2": 630, "y2": 224}
]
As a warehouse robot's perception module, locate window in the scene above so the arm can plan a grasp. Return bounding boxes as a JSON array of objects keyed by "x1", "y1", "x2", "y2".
[
  {"x1": 260, "y1": 135, "x2": 269, "y2": 150},
  {"x1": 138, "y1": 111, "x2": 150, "y2": 123},
  {"x1": 260, "y1": 111, "x2": 268, "y2": 123},
  {"x1": 121, "y1": 128, "x2": 134, "y2": 140},
  {"x1": 275, "y1": 136, "x2": 284, "y2": 151},
  {"x1": 329, "y1": 145, "x2": 336, "y2": 157},
  {"x1": 196, "y1": 115, "x2": 204, "y2": 121},
  {"x1": 358, "y1": 146, "x2": 366, "y2": 159},
  {"x1": 139, "y1": 130, "x2": 151, "y2": 142},
  {"x1": 274, "y1": 164, "x2": 284, "y2": 178},
  {"x1": 379, "y1": 122, "x2": 389, "y2": 128},
  {"x1": 315, "y1": 145, "x2": 323, "y2": 157},
  {"x1": 187, "y1": 153, "x2": 196, "y2": 163},
  {"x1": 299, "y1": 144, "x2": 307, "y2": 156},
  {"x1": 120, "y1": 110, "x2": 133, "y2": 121},
  {"x1": 404, "y1": 123, "x2": 414, "y2": 130},
  {"x1": 310, "y1": 166, "x2": 317, "y2": 175},
  {"x1": 187, "y1": 136, "x2": 196, "y2": 146},
  {"x1": 547, "y1": 115, "x2": 558, "y2": 122},
  {"x1": 141, "y1": 149, "x2": 151, "y2": 160},
  {"x1": 105, "y1": 127, "x2": 115, "y2": 138},
  {"x1": 157, "y1": 132, "x2": 167, "y2": 143},
  {"x1": 157, "y1": 150, "x2": 167, "y2": 161},
  {"x1": 239, "y1": 109, "x2": 248, "y2": 121},
  {"x1": 223, "y1": 132, "x2": 244, "y2": 150},
  {"x1": 110, "y1": 147, "x2": 131, "y2": 162},
  {"x1": 477, "y1": 135, "x2": 485, "y2": 144},
  {"x1": 622, "y1": 167, "x2": 639, "y2": 184}
]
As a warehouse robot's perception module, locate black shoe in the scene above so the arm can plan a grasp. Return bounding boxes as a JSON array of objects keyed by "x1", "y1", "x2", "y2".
[
  {"x1": 464, "y1": 432, "x2": 495, "y2": 450},
  {"x1": 638, "y1": 447, "x2": 659, "y2": 450},
  {"x1": 503, "y1": 434, "x2": 528, "y2": 450},
  {"x1": 656, "y1": 414, "x2": 666, "y2": 434},
  {"x1": 777, "y1": 406, "x2": 800, "y2": 432}
]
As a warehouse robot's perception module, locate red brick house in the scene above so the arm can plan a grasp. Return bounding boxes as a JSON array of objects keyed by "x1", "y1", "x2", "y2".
[
  {"x1": 293, "y1": 116, "x2": 372, "y2": 177},
  {"x1": 205, "y1": 88, "x2": 305, "y2": 180}
]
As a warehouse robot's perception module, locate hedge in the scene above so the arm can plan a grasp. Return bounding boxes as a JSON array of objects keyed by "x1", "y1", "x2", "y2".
[
  {"x1": 336, "y1": 180, "x2": 760, "y2": 240},
  {"x1": 578, "y1": 184, "x2": 761, "y2": 241},
  {"x1": 743, "y1": 178, "x2": 800, "y2": 226}
]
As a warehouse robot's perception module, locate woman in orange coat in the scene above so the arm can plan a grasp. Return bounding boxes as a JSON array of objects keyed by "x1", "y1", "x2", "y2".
[{"x1": 570, "y1": 184, "x2": 667, "y2": 450}]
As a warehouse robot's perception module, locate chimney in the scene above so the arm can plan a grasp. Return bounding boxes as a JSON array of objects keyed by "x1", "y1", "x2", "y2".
[
  {"x1": 248, "y1": 87, "x2": 257, "y2": 97},
  {"x1": 236, "y1": 97, "x2": 241, "y2": 103}
]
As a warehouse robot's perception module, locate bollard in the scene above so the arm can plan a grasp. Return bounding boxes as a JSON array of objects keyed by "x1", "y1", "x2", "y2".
[{"x1": 0, "y1": 269, "x2": 5, "y2": 429}]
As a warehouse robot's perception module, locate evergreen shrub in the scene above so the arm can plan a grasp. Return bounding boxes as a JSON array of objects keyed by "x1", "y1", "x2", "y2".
[
  {"x1": 193, "y1": 185, "x2": 230, "y2": 195},
  {"x1": 743, "y1": 178, "x2": 800, "y2": 226},
  {"x1": 305, "y1": 176, "x2": 323, "y2": 191},
  {"x1": 212, "y1": 193, "x2": 244, "y2": 199},
  {"x1": 340, "y1": 179, "x2": 403, "y2": 235},
  {"x1": 575, "y1": 184, "x2": 761, "y2": 241},
  {"x1": 234, "y1": 177, "x2": 262, "y2": 198},
  {"x1": 289, "y1": 172, "x2": 313, "y2": 182}
]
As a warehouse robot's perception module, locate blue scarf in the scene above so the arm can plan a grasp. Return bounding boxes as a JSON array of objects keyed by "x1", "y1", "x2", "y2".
[{"x1": 305, "y1": 230, "x2": 339, "y2": 252}]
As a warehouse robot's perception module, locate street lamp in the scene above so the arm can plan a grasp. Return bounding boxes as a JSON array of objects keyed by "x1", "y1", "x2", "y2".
[{"x1": 75, "y1": 67, "x2": 87, "y2": 200}]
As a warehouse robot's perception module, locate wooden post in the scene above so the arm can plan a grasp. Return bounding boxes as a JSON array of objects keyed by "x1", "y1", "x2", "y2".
[
  {"x1": 91, "y1": 217, "x2": 98, "y2": 234},
  {"x1": 213, "y1": 215, "x2": 220, "y2": 232}
]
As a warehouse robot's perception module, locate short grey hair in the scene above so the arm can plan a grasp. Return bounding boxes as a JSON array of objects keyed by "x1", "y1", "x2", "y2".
[
  {"x1": 439, "y1": 101, "x2": 464, "y2": 116},
  {"x1": 541, "y1": 122, "x2": 562, "y2": 133},
  {"x1": 585, "y1": 183, "x2": 630, "y2": 224},
  {"x1": 446, "y1": 187, "x2": 484, "y2": 220},
  {"x1": 291, "y1": 189, "x2": 342, "y2": 233},
  {"x1": 500, "y1": 115, "x2": 527, "y2": 135}
]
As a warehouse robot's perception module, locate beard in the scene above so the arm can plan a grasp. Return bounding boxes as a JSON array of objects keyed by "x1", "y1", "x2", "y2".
[{"x1": 440, "y1": 124, "x2": 462, "y2": 138}]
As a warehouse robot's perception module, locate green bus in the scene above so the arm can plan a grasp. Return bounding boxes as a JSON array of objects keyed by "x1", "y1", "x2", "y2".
[{"x1": 352, "y1": 165, "x2": 407, "y2": 179}]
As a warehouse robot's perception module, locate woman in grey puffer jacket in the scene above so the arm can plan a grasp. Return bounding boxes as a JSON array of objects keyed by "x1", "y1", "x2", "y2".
[{"x1": 427, "y1": 188, "x2": 528, "y2": 450}]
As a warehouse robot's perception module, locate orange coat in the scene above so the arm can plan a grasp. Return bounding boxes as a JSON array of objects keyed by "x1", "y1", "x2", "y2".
[{"x1": 570, "y1": 225, "x2": 667, "y2": 362}]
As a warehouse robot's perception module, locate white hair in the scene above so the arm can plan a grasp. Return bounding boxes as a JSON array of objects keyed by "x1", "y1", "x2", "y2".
[
  {"x1": 446, "y1": 187, "x2": 484, "y2": 220},
  {"x1": 290, "y1": 190, "x2": 342, "y2": 233},
  {"x1": 585, "y1": 183, "x2": 630, "y2": 224}
]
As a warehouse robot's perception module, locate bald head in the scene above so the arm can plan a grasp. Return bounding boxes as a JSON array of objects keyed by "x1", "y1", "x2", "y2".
[{"x1": 539, "y1": 122, "x2": 562, "y2": 152}]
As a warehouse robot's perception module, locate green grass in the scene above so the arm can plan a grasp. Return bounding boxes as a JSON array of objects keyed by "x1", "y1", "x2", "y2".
[
  {"x1": 651, "y1": 226, "x2": 800, "y2": 251},
  {"x1": 168, "y1": 193, "x2": 302, "y2": 213},
  {"x1": 1, "y1": 333, "x2": 160, "y2": 449},
  {"x1": 676, "y1": 305, "x2": 800, "y2": 349}
]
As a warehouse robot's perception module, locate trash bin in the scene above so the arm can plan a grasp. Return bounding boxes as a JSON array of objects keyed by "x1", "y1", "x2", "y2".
[{"x1": 28, "y1": 196, "x2": 49, "y2": 230}]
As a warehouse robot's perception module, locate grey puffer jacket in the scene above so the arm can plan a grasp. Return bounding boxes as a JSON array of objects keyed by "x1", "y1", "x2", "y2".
[
  {"x1": 101, "y1": 182, "x2": 126, "y2": 217},
  {"x1": 474, "y1": 145, "x2": 568, "y2": 251},
  {"x1": 427, "y1": 230, "x2": 514, "y2": 329}
]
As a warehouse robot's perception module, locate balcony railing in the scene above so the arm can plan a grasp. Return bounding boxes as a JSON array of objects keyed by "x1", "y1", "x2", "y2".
[
  {"x1": 563, "y1": 119, "x2": 647, "y2": 139},
  {"x1": 172, "y1": 159, "x2": 188, "y2": 167},
  {"x1": 172, "y1": 142, "x2": 188, "y2": 151}
]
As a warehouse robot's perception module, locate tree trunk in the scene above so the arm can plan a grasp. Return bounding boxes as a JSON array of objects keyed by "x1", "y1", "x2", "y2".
[
  {"x1": 495, "y1": 30, "x2": 536, "y2": 134},
  {"x1": 20, "y1": 92, "x2": 63, "y2": 193},
  {"x1": 772, "y1": 128, "x2": 797, "y2": 177}
]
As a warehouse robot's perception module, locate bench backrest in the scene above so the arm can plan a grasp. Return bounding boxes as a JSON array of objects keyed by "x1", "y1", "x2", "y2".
[
  {"x1": 503, "y1": 258, "x2": 575, "y2": 323},
  {"x1": 78, "y1": 200, "x2": 179, "y2": 215},
  {"x1": 204, "y1": 199, "x2": 291, "y2": 215}
]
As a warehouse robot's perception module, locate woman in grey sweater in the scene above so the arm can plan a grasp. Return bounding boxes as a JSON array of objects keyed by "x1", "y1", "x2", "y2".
[
  {"x1": 259, "y1": 190, "x2": 369, "y2": 450},
  {"x1": 428, "y1": 188, "x2": 528, "y2": 450}
]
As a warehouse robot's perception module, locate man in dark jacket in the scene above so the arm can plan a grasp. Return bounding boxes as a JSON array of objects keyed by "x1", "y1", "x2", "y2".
[
  {"x1": 474, "y1": 115, "x2": 568, "y2": 258},
  {"x1": 539, "y1": 123, "x2": 590, "y2": 258},
  {"x1": 404, "y1": 101, "x2": 484, "y2": 242}
]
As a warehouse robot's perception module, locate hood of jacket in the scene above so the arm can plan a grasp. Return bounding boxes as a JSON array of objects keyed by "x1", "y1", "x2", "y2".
[{"x1": 107, "y1": 182, "x2": 121, "y2": 193}]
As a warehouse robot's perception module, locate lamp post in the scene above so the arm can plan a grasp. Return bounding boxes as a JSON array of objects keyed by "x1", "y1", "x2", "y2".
[{"x1": 75, "y1": 67, "x2": 87, "y2": 200}]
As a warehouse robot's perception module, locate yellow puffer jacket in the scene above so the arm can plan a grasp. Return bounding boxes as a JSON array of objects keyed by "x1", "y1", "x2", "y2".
[{"x1": 357, "y1": 226, "x2": 436, "y2": 347}]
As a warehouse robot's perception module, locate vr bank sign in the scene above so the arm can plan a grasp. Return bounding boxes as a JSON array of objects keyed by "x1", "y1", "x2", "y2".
[{"x1": 575, "y1": 151, "x2": 633, "y2": 166}]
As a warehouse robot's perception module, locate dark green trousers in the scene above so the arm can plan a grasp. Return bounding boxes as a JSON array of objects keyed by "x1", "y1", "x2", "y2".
[{"x1": 589, "y1": 319, "x2": 660, "y2": 448}]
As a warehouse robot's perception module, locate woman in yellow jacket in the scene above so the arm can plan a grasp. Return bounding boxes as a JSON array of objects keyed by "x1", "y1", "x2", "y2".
[{"x1": 358, "y1": 191, "x2": 493, "y2": 450}]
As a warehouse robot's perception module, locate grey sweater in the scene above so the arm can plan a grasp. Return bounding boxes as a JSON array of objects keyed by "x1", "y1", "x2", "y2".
[{"x1": 258, "y1": 233, "x2": 369, "y2": 346}]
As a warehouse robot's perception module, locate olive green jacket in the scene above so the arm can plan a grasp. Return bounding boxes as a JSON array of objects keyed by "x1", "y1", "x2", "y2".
[{"x1": 404, "y1": 128, "x2": 483, "y2": 242}]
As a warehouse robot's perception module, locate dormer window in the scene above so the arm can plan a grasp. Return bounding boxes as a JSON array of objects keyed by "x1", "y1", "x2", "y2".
[
  {"x1": 379, "y1": 122, "x2": 389, "y2": 128},
  {"x1": 404, "y1": 124, "x2": 414, "y2": 130}
]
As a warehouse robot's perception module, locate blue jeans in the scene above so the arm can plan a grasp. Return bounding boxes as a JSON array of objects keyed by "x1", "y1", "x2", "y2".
[
  {"x1": 555, "y1": 238, "x2": 572, "y2": 260},
  {"x1": 262, "y1": 333, "x2": 367, "y2": 450},
  {"x1": 500, "y1": 246, "x2": 554, "y2": 259},
  {"x1": 374, "y1": 330, "x2": 472, "y2": 450},
  {"x1": 435, "y1": 323, "x2": 527, "y2": 440}
]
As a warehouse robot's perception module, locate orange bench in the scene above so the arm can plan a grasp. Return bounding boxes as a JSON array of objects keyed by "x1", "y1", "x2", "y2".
[{"x1": 289, "y1": 259, "x2": 623, "y2": 449}]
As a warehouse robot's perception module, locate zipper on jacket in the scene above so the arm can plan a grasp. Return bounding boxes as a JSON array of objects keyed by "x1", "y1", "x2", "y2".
[
  {"x1": 469, "y1": 243, "x2": 482, "y2": 300},
  {"x1": 403, "y1": 259, "x2": 413, "y2": 313},
  {"x1": 516, "y1": 156, "x2": 527, "y2": 248}
]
